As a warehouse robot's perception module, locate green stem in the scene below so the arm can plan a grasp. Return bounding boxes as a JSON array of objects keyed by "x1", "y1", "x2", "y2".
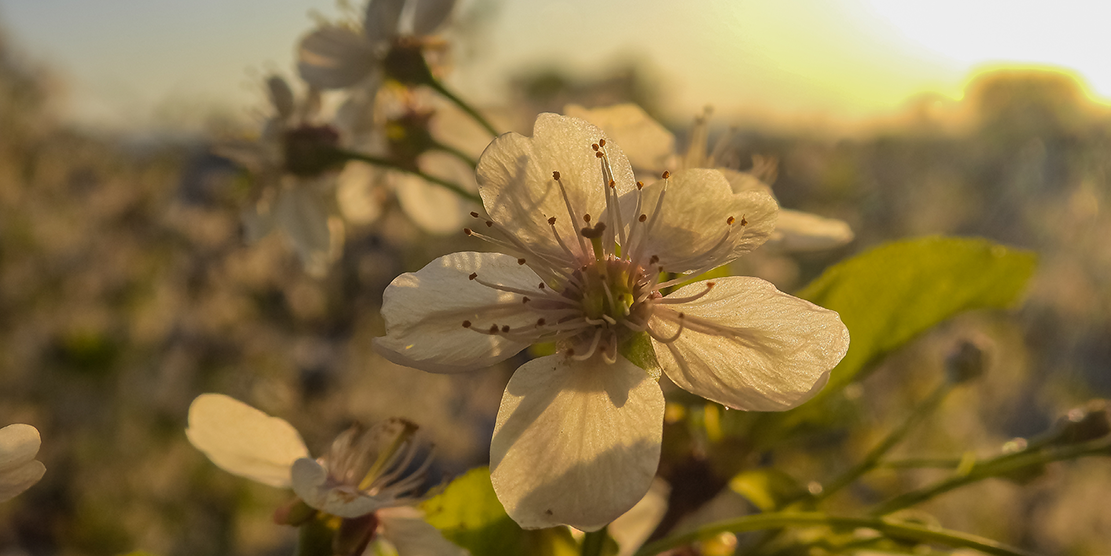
[
  {"x1": 431, "y1": 139, "x2": 480, "y2": 169},
  {"x1": 878, "y1": 457, "x2": 964, "y2": 469},
  {"x1": 334, "y1": 148, "x2": 481, "y2": 204},
  {"x1": 869, "y1": 436, "x2": 1111, "y2": 516},
  {"x1": 817, "y1": 381, "x2": 953, "y2": 501},
  {"x1": 632, "y1": 512, "x2": 1038, "y2": 556},
  {"x1": 427, "y1": 78, "x2": 500, "y2": 137},
  {"x1": 581, "y1": 526, "x2": 608, "y2": 556}
]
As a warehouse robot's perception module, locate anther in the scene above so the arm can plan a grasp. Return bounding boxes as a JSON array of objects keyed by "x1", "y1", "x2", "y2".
[
  {"x1": 638, "y1": 214, "x2": 647, "y2": 222},
  {"x1": 553, "y1": 171, "x2": 561, "y2": 180},
  {"x1": 592, "y1": 143, "x2": 599, "y2": 151},
  {"x1": 608, "y1": 179, "x2": 615, "y2": 189},
  {"x1": 727, "y1": 216, "x2": 735, "y2": 225},
  {"x1": 468, "y1": 273, "x2": 477, "y2": 280},
  {"x1": 649, "y1": 255, "x2": 659, "y2": 264},
  {"x1": 522, "y1": 296, "x2": 531, "y2": 303},
  {"x1": 596, "y1": 152, "x2": 604, "y2": 158},
  {"x1": 538, "y1": 283, "x2": 546, "y2": 289},
  {"x1": 462, "y1": 320, "x2": 472, "y2": 328},
  {"x1": 536, "y1": 318, "x2": 546, "y2": 326},
  {"x1": 548, "y1": 216, "x2": 557, "y2": 225},
  {"x1": 740, "y1": 216, "x2": 748, "y2": 226},
  {"x1": 517, "y1": 258, "x2": 526, "y2": 265},
  {"x1": 488, "y1": 324, "x2": 499, "y2": 333},
  {"x1": 583, "y1": 214, "x2": 591, "y2": 223},
  {"x1": 501, "y1": 325, "x2": 511, "y2": 333},
  {"x1": 599, "y1": 138, "x2": 606, "y2": 147},
  {"x1": 463, "y1": 228, "x2": 473, "y2": 235},
  {"x1": 470, "y1": 211, "x2": 479, "y2": 218},
  {"x1": 636, "y1": 181, "x2": 644, "y2": 190},
  {"x1": 486, "y1": 221, "x2": 494, "y2": 227},
  {"x1": 661, "y1": 171, "x2": 670, "y2": 179}
]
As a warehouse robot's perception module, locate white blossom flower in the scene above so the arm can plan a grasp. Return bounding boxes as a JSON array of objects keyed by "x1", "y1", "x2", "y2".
[
  {"x1": 0, "y1": 423, "x2": 45, "y2": 503},
  {"x1": 373, "y1": 114, "x2": 850, "y2": 530},
  {"x1": 220, "y1": 76, "x2": 344, "y2": 277},
  {"x1": 185, "y1": 393, "x2": 467, "y2": 556},
  {"x1": 565, "y1": 103, "x2": 854, "y2": 252},
  {"x1": 297, "y1": 0, "x2": 457, "y2": 96}
]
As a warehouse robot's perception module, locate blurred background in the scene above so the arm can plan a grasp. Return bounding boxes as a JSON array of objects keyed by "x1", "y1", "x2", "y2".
[{"x1": 0, "y1": 0, "x2": 1109, "y2": 555}]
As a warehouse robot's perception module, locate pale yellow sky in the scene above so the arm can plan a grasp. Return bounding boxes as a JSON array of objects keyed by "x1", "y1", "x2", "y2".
[{"x1": 2, "y1": 0, "x2": 1107, "y2": 133}]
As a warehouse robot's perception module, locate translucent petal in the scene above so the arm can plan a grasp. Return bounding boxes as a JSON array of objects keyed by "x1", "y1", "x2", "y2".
[
  {"x1": 609, "y1": 478, "x2": 669, "y2": 556},
  {"x1": 185, "y1": 394, "x2": 309, "y2": 487},
  {"x1": 0, "y1": 424, "x2": 45, "y2": 501},
  {"x1": 377, "y1": 506, "x2": 470, "y2": 556},
  {"x1": 0, "y1": 459, "x2": 44, "y2": 503},
  {"x1": 297, "y1": 25, "x2": 377, "y2": 90},
  {"x1": 476, "y1": 113, "x2": 636, "y2": 265},
  {"x1": 273, "y1": 182, "x2": 339, "y2": 278},
  {"x1": 395, "y1": 151, "x2": 478, "y2": 235},
  {"x1": 627, "y1": 169, "x2": 778, "y2": 273},
  {"x1": 490, "y1": 355, "x2": 664, "y2": 531},
  {"x1": 291, "y1": 458, "x2": 387, "y2": 517},
  {"x1": 565, "y1": 103, "x2": 675, "y2": 173},
  {"x1": 410, "y1": 0, "x2": 457, "y2": 36},
  {"x1": 652, "y1": 277, "x2": 849, "y2": 411},
  {"x1": 373, "y1": 252, "x2": 543, "y2": 373},
  {"x1": 766, "y1": 209, "x2": 855, "y2": 252},
  {"x1": 364, "y1": 0, "x2": 405, "y2": 43}
]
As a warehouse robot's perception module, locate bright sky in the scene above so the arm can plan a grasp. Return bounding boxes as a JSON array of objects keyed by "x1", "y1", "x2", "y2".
[{"x1": 1, "y1": 0, "x2": 1108, "y2": 132}]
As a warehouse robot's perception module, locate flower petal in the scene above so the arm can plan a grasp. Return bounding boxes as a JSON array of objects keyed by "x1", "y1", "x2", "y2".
[
  {"x1": 274, "y1": 181, "x2": 341, "y2": 278},
  {"x1": 490, "y1": 355, "x2": 664, "y2": 531},
  {"x1": 0, "y1": 424, "x2": 45, "y2": 502},
  {"x1": 476, "y1": 113, "x2": 636, "y2": 265},
  {"x1": 609, "y1": 478, "x2": 669, "y2": 556},
  {"x1": 297, "y1": 25, "x2": 377, "y2": 90},
  {"x1": 395, "y1": 151, "x2": 478, "y2": 235},
  {"x1": 627, "y1": 169, "x2": 778, "y2": 274},
  {"x1": 410, "y1": 0, "x2": 457, "y2": 36},
  {"x1": 291, "y1": 457, "x2": 387, "y2": 517},
  {"x1": 652, "y1": 276, "x2": 849, "y2": 411},
  {"x1": 766, "y1": 209, "x2": 855, "y2": 252},
  {"x1": 377, "y1": 506, "x2": 470, "y2": 556},
  {"x1": 185, "y1": 394, "x2": 309, "y2": 487},
  {"x1": 565, "y1": 103, "x2": 675, "y2": 173},
  {"x1": 374, "y1": 252, "x2": 543, "y2": 373},
  {"x1": 364, "y1": 0, "x2": 405, "y2": 43}
]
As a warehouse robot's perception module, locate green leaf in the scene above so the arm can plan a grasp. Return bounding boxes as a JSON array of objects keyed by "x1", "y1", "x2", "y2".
[
  {"x1": 798, "y1": 236, "x2": 1036, "y2": 396},
  {"x1": 422, "y1": 467, "x2": 578, "y2": 556},
  {"x1": 729, "y1": 469, "x2": 808, "y2": 512}
]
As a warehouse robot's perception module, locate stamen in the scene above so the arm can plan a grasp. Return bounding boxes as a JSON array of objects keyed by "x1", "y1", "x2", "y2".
[
  {"x1": 658, "y1": 281, "x2": 716, "y2": 304},
  {"x1": 554, "y1": 171, "x2": 589, "y2": 254},
  {"x1": 570, "y1": 329, "x2": 602, "y2": 360},
  {"x1": 462, "y1": 320, "x2": 471, "y2": 328},
  {"x1": 647, "y1": 312, "x2": 685, "y2": 343}
]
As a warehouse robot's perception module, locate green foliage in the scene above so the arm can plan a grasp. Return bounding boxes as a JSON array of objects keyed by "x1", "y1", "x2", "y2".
[
  {"x1": 422, "y1": 467, "x2": 578, "y2": 556},
  {"x1": 729, "y1": 469, "x2": 808, "y2": 512}
]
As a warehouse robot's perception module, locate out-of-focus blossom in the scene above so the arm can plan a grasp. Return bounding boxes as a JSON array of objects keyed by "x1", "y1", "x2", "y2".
[
  {"x1": 566, "y1": 103, "x2": 854, "y2": 252},
  {"x1": 298, "y1": 0, "x2": 457, "y2": 99},
  {"x1": 219, "y1": 76, "x2": 344, "y2": 277},
  {"x1": 374, "y1": 114, "x2": 850, "y2": 530},
  {"x1": 0, "y1": 424, "x2": 45, "y2": 503},
  {"x1": 185, "y1": 393, "x2": 467, "y2": 556}
]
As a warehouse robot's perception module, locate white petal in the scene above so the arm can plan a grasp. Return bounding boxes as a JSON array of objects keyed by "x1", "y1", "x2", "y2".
[
  {"x1": 291, "y1": 458, "x2": 387, "y2": 517},
  {"x1": 490, "y1": 355, "x2": 664, "y2": 531},
  {"x1": 297, "y1": 25, "x2": 377, "y2": 90},
  {"x1": 336, "y1": 161, "x2": 386, "y2": 226},
  {"x1": 395, "y1": 151, "x2": 478, "y2": 235},
  {"x1": 652, "y1": 277, "x2": 849, "y2": 411},
  {"x1": 274, "y1": 182, "x2": 340, "y2": 278},
  {"x1": 334, "y1": 78, "x2": 383, "y2": 138},
  {"x1": 410, "y1": 0, "x2": 457, "y2": 36},
  {"x1": 717, "y1": 167, "x2": 774, "y2": 196},
  {"x1": 185, "y1": 394, "x2": 309, "y2": 487},
  {"x1": 364, "y1": 0, "x2": 405, "y2": 43},
  {"x1": 766, "y1": 209, "x2": 855, "y2": 252},
  {"x1": 609, "y1": 478, "x2": 669, "y2": 556},
  {"x1": 0, "y1": 424, "x2": 45, "y2": 502},
  {"x1": 377, "y1": 506, "x2": 470, "y2": 556},
  {"x1": 565, "y1": 103, "x2": 675, "y2": 173},
  {"x1": 476, "y1": 113, "x2": 636, "y2": 265},
  {"x1": 628, "y1": 169, "x2": 777, "y2": 273},
  {"x1": 373, "y1": 252, "x2": 542, "y2": 373}
]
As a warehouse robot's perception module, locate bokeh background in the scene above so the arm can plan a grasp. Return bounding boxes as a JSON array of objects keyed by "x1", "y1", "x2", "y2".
[{"x1": 1, "y1": 1, "x2": 1109, "y2": 555}]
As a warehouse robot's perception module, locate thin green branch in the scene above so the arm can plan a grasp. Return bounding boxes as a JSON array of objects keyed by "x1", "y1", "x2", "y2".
[
  {"x1": 427, "y1": 78, "x2": 500, "y2": 137},
  {"x1": 869, "y1": 436, "x2": 1111, "y2": 516},
  {"x1": 817, "y1": 381, "x2": 953, "y2": 501},
  {"x1": 334, "y1": 148, "x2": 481, "y2": 204},
  {"x1": 581, "y1": 526, "x2": 608, "y2": 556},
  {"x1": 632, "y1": 512, "x2": 1038, "y2": 556}
]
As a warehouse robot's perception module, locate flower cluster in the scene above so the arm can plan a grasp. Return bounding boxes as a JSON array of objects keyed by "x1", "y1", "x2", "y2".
[{"x1": 374, "y1": 113, "x2": 850, "y2": 529}]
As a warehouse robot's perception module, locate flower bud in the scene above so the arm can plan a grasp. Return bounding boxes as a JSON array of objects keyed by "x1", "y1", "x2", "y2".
[
  {"x1": 1052, "y1": 399, "x2": 1110, "y2": 446},
  {"x1": 945, "y1": 338, "x2": 989, "y2": 384}
]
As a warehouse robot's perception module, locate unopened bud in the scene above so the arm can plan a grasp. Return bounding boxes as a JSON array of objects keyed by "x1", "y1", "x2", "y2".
[
  {"x1": 1052, "y1": 399, "x2": 1110, "y2": 446},
  {"x1": 945, "y1": 338, "x2": 989, "y2": 384}
]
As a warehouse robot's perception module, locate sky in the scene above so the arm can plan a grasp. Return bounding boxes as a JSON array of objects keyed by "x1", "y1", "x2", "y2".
[{"x1": 1, "y1": 0, "x2": 1109, "y2": 133}]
